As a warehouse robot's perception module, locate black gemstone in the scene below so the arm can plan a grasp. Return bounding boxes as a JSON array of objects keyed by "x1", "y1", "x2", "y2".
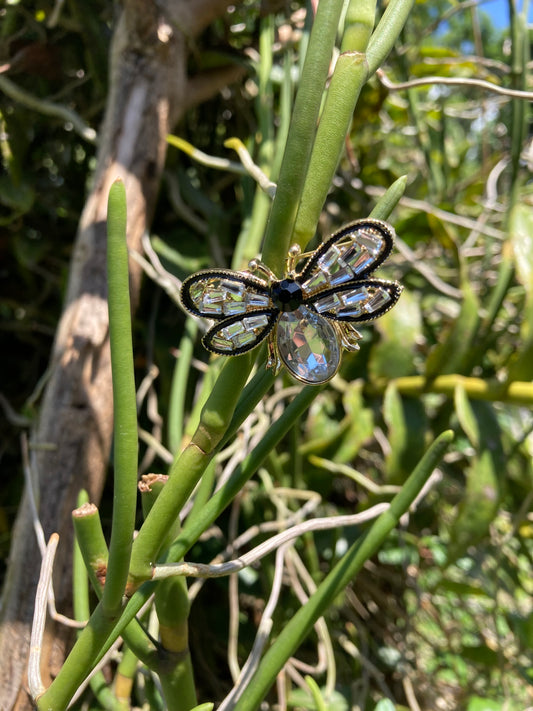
[{"x1": 271, "y1": 279, "x2": 303, "y2": 312}]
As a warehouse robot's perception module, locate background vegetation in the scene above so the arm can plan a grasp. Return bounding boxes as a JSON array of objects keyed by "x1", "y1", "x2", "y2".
[{"x1": 1, "y1": 1, "x2": 532, "y2": 710}]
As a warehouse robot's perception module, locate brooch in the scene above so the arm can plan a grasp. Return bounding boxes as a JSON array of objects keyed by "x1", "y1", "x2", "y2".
[{"x1": 180, "y1": 218, "x2": 402, "y2": 385}]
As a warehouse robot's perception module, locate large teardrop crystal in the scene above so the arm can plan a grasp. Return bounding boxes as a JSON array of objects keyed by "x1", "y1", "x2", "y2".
[{"x1": 276, "y1": 306, "x2": 341, "y2": 384}]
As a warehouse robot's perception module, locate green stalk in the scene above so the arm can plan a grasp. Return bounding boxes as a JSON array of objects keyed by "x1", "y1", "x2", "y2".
[
  {"x1": 37, "y1": 582, "x2": 164, "y2": 711},
  {"x1": 508, "y1": 1, "x2": 528, "y2": 203},
  {"x1": 168, "y1": 318, "x2": 197, "y2": 454},
  {"x1": 293, "y1": 52, "x2": 369, "y2": 246},
  {"x1": 62, "y1": 387, "x2": 326, "y2": 703},
  {"x1": 37, "y1": 602, "x2": 120, "y2": 710},
  {"x1": 369, "y1": 374, "x2": 533, "y2": 406},
  {"x1": 164, "y1": 385, "x2": 322, "y2": 569},
  {"x1": 102, "y1": 179, "x2": 139, "y2": 615},
  {"x1": 261, "y1": 0, "x2": 345, "y2": 274},
  {"x1": 128, "y1": 353, "x2": 254, "y2": 583},
  {"x1": 340, "y1": 0, "x2": 376, "y2": 53},
  {"x1": 114, "y1": 645, "x2": 139, "y2": 709},
  {"x1": 72, "y1": 501, "x2": 109, "y2": 595},
  {"x1": 365, "y1": 0, "x2": 415, "y2": 76},
  {"x1": 72, "y1": 497, "x2": 164, "y2": 667},
  {"x1": 369, "y1": 175, "x2": 407, "y2": 219},
  {"x1": 293, "y1": 0, "x2": 413, "y2": 247},
  {"x1": 231, "y1": 430, "x2": 454, "y2": 711},
  {"x1": 73, "y1": 506, "x2": 125, "y2": 711},
  {"x1": 143, "y1": 476, "x2": 198, "y2": 710}
]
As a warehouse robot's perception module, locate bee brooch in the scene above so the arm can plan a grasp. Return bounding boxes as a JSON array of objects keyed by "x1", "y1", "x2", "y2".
[{"x1": 180, "y1": 218, "x2": 402, "y2": 385}]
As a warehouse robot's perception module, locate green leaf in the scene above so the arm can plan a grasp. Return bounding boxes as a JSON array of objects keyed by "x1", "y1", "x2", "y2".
[
  {"x1": 374, "y1": 700, "x2": 397, "y2": 711},
  {"x1": 288, "y1": 686, "x2": 348, "y2": 711},
  {"x1": 460, "y1": 644, "x2": 499, "y2": 667},
  {"x1": 370, "y1": 289, "x2": 422, "y2": 379},
  {"x1": 384, "y1": 383, "x2": 428, "y2": 483},
  {"x1": 454, "y1": 384, "x2": 480, "y2": 449},
  {"x1": 507, "y1": 203, "x2": 533, "y2": 380},
  {"x1": 466, "y1": 697, "x2": 503, "y2": 711},
  {"x1": 425, "y1": 281, "x2": 479, "y2": 378},
  {"x1": 509, "y1": 200, "x2": 533, "y2": 295},
  {"x1": 0, "y1": 175, "x2": 34, "y2": 214},
  {"x1": 447, "y1": 399, "x2": 503, "y2": 563},
  {"x1": 334, "y1": 382, "x2": 374, "y2": 462}
]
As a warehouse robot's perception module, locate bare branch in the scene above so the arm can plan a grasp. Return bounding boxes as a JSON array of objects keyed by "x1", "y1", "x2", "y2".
[
  {"x1": 0, "y1": 74, "x2": 97, "y2": 143},
  {"x1": 152, "y1": 504, "x2": 390, "y2": 580},
  {"x1": 378, "y1": 68, "x2": 533, "y2": 101}
]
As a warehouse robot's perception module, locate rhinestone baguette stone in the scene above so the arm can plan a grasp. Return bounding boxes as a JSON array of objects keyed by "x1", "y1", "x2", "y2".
[{"x1": 276, "y1": 306, "x2": 340, "y2": 384}]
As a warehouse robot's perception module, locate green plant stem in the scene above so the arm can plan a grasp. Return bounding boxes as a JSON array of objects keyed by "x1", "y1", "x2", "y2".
[
  {"x1": 224, "y1": 362, "x2": 276, "y2": 445},
  {"x1": 341, "y1": 0, "x2": 376, "y2": 53},
  {"x1": 508, "y1": 1, "x2": 529, "y2": 203},
  {"x1": 164, "y1": 384, "x2": 322, "y2": 566},
  {"x1": 128, "y1": 353, "x2": 254, "y2": 583},
  {"x1": 103, "y1": 179, "x2": 139, "y2": 614},
  {"x1": 158, "y1": 654, "x2": 197, "y2": 711},
  {"x1": 293, "y1": 52, "x2": 369, "y2": 246},
  {"x1": 168, "y1": 318, "x2": 197, "y2": 454},
  {"x1": 114, "y1": 645, "x2": 139, "y2": 709},
  {"x1": 366, "y1": 0, "x2": 415, "y2": 75},
  {"x1": 293, "y1": 0, "x2": 413, "y2": 247},
  {"x1": 37, "y1": 602, "x2": 120, "y2": 710},
  {"x1": 147, "y1": 478, "x2": 197, "y2": 710},
  {"x1": 261, "y1": 0, "x2": 345, "y2": 274},
  {"x1": 369, "y1": 374, "x2": 533, "y2": 406},
  {"x1": 54, "y1": 386, "x2": 324, "y2": 700},
  {"x1": 73, "y1": 518, "x2": 126, "y2": 711},
  {"x1": 230, "y1": 430, "x2": 454, "y2": 711},
  {"x1": 369, "y1": 175, "x2": 407, "y2": 219},
  {"x1": 72, "y1": 501, "x2": 109, "y2": 594},
  {"x1": 72, "y1": 498, "x2": 165, "y2": 667}
]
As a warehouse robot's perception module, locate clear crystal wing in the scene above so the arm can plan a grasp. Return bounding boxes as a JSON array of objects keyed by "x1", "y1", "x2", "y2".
[
  {"x1": 298, "y1": 219, "x2": 396, "y2": 297},
  {"x1": 309, "y1": 279, "x2": 403, "y2": 322},
  {"x1": 181, "y1": 270, "x2": 272, "y2": 320},
  {"x1": 203, "y1": 310, "x2": 278, "y2": 355}
]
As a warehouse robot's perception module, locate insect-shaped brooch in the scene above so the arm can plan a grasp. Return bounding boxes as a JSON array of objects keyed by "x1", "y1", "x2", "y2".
[{"x1": 180, "y1": 218, "x2": 403, "y2": 385}]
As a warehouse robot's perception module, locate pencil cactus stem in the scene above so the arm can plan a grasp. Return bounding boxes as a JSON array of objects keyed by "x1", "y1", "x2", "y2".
[
  {"x1": 102, "y1": 179, "x2": 138, "y2": 615},
  {"x1": 341, "y1": 0, "x2": 376, "y2": 52},
  {"x1": 293, "y1": 52, "x2": 369, "y2": 247}
]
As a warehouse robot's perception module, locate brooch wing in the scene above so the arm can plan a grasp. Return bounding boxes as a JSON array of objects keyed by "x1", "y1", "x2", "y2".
[
  {"x1": 180, "y1": 270, "x2": 277, "y2": 355},
  {"x1": 298, "y1": 219, "x2": 403, "y2": 322}
]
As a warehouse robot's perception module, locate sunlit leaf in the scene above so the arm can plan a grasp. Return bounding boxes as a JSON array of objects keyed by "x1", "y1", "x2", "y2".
[
  {"x1": 384, "y1": 383, "x2": 428, "y2": 483},
  {"x1": 288, "y1": 687, "x2": 349, "y2": 711},
  {"x1": 466, "y1": 697, "x2": 504, "y2": 711},
  {"x1": 425, "y1": 281, "x2": 479, "y2": 377},
  {"x1": 447, "y1": 399, "x2": 503, "y2": 563},
  {"x1": 370, "y1": 289, "x2": 422, "y2": 380},
  {"x1": 509, "y1": 202, "x2": 533, "y2": 295},
  {"x1": 373, "y1": 699, "x2": 397, "y2": 711},
  {"x1": 334, "y1": 381, "x2": 374, "y2": 462}
]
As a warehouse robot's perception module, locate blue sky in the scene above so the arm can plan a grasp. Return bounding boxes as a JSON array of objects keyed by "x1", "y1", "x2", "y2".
[{"x1": 481, "y1": 0, "x2": 532, "y2": 28}]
